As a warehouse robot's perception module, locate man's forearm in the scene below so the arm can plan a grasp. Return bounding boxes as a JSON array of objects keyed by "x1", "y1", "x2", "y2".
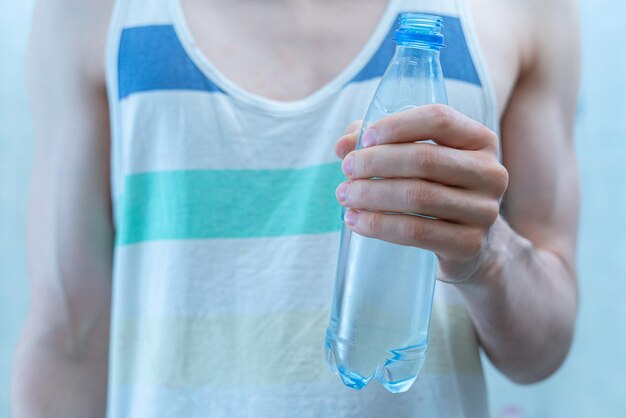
[
  {"x1": 12, "y1": 317, "x2": 109, "y2": 418},
  {"x1": 455, "y1": 217, "x2": 578, "y2": 384}
]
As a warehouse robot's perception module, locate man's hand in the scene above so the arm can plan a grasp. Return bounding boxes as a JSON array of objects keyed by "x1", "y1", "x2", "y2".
[{"x1": 334, "y1": 104, "x2": 509, "y2": 282}]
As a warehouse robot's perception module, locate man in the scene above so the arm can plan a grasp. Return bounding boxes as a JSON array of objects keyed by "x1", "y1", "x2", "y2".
[{"x1": 12, "y1": 0, "x2": 580, "y2": 416}]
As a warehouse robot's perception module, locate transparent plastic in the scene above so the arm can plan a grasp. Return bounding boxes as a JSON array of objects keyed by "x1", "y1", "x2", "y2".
[{"x1": 325, "y1": 13, "x2": 448, "y2": 394}]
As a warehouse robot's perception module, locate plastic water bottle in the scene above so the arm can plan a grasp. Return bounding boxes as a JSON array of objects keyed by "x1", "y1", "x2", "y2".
[{"x1": 325, "y1": 13, "x2": 448, "y2": 394}]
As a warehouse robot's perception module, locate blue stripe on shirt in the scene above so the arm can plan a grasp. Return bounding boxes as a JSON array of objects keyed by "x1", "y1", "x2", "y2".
[
  {"x1": 352, "y1": 15, "x2": 481, "y2": 86},
  {"x1": 118, "y1": 16, "x2": 481, "y2": 100},
  {"x1": 118, "y1": 25, "x2": 224, "y2": 100}
]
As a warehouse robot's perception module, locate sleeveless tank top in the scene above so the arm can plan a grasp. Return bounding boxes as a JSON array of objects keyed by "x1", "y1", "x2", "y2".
[{"x1": 105, "y1": 0, "x2": 498, "y2": 416}]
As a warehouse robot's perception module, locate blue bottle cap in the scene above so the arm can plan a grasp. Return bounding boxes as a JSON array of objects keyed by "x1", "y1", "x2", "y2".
[{"x1": 394, "y1": 13, "x2": 445, "y2": 49}]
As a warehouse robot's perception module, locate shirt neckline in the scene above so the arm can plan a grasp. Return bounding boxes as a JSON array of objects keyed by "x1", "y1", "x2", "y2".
[{"x1": 168, "y1": 0, "x2": 401, "y2": 115}]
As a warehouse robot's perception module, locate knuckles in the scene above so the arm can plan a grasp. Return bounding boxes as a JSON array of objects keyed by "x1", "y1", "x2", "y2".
[
  {"x1": 402, "y1": 219, "x2": 426, "y2": 245},
  {"x1": 428, "y1": 104, "x2": 457, "y2": 132},
  {"x1": 495, "y1": 163, "x2": 510, "y2": 195},
  {"x1": 486, "y1": 161, "x2": 509, "y2": 197},
  {"x1": 409, "y1": 144, "x2": 438, "y2": 173},
  {"x1": 478, "y1": 124, "x2": 500, "y2": 150},
  {"x1": 482, "y1": 200, "x2": 501, "y2": 226},
  {"x1": 404, "y1": 182, "x2": 424, "y2": 209},
  {"x1": 476, "y1": 153, "x2": 509, "y2": 197},
  {"x1": 405, "y1": 181, "x2": 438, "y2": 213}
]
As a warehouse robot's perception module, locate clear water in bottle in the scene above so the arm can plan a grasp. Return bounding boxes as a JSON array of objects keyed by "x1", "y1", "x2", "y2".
[{"x1": 325, "y1": 13, "x2": 448, "y2": 394}]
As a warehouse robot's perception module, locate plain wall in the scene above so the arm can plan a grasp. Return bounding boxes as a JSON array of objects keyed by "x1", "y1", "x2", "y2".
[
  {"x1": 0, "y1": 1, "x2": 35, "y2": 416},
  {"x1": 1, "y1": 1, "x2": 625, "y2": 417}
]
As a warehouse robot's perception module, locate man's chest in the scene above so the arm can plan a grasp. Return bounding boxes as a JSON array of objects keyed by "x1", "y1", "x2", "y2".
[
  {"x1": 181, "y1": 0, "x2": 524, "y2": 113},
  {"x1": 182, "y1": 0, "x2": 390, "y2": 101}
]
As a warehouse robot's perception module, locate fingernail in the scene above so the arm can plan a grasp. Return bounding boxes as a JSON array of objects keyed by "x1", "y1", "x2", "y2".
[
  {"x1": 344, "y1": 210, "x2": 358, "y2": 226},
  {"x1": 362, "y1": 128, "x2": 378, "y2": 147},
  {"x1": 335, "y1": 182, "x2": 349, "y2": 202},
  {"x1": 342, "y1": 155, "x2": 354, "y2": 177}
]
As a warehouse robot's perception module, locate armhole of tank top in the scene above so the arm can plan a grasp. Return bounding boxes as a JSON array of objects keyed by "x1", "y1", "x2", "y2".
[
  {"x1": 455, "y1": 0, "x2": 502, "y2": 158},
  {"x1": 105, "y1": 0, "x2": 130, "y2": 224}
]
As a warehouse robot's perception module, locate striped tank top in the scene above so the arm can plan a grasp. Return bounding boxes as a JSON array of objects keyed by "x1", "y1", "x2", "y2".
[{"x1": 105, "y1": 0, "x2": 498, "y2": 416}]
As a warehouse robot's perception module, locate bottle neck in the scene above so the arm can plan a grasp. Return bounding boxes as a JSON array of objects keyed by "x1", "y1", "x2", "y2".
[
  {"x1": 385, "y1": 43, "x2": 445, "y2": 88},
  {"x1": 392, "y1": 44, "x2": 441, "y2": 63},
  {"x1": 395, "y1": 43, "x2": 442, "y2": 54}
]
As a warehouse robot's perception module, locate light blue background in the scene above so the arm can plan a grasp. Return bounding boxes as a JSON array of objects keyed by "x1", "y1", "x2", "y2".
[
  {"x1": 0, "y1": 0, "x2": 36, "y2": 415},
  {"x1": 1, "y1": 1, "x2": 625, "y2": 417}
]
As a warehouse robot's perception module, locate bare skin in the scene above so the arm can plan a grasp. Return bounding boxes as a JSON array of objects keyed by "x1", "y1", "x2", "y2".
[
  {"x1": 12, "y1": 0, "x2": 580, "y2": 416},
  {"x1": 12, "y1": 1, "x2": 114, "y2": 416}
]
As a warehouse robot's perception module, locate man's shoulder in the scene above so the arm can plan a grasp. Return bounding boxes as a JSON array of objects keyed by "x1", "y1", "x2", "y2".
[
  {"x1": 518, "y1": 0, "x2": 579, "y2": 34},
  {"x1": 520, "y1": 0, "x2": 580, "y2": 62},
  {"x1": 31, "y1": 0, "x2": 115, "y2": 83},
  {"x1": 35, "y1": 0, "x2": 115, "y2": 29},
  {"x1": 490, "y1": 0, "x2": 579, "y2": 72}
]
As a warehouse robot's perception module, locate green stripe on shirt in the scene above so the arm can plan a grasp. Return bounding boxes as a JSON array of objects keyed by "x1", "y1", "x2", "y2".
[{"x1": 117, "y1": 162, "x2": 345, "y2": 245}]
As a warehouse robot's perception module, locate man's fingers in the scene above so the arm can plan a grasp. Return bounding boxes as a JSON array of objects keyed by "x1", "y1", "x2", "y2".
[
  {"x1": 342, "y1": 142, "x2": 505, "y2": 191},
  {"x1": 336, "y1": 178, "x2": 499, "y2": 226},
  {"x1": 363, "y1": 104, "x2": 499, "y2": 153},
  {"x1": 343, "y1": 209, "x2": 486, "y2": 262}
]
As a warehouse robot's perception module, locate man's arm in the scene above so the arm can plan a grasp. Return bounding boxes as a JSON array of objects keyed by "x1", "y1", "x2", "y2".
[
  {"x1": 11, "y1": 0, "x2": 114, "y2": 416},
  {"x1": 459, "y1": 0, "x2": 580, "y2": 383},
  {"x1": 334, "y1": 0, "x2": 579, "y2": 383}
]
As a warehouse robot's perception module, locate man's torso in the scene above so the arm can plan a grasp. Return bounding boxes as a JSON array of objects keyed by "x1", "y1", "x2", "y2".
[{"x1": 78, "y1": 1, "x2": 534, "y2": 416}]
